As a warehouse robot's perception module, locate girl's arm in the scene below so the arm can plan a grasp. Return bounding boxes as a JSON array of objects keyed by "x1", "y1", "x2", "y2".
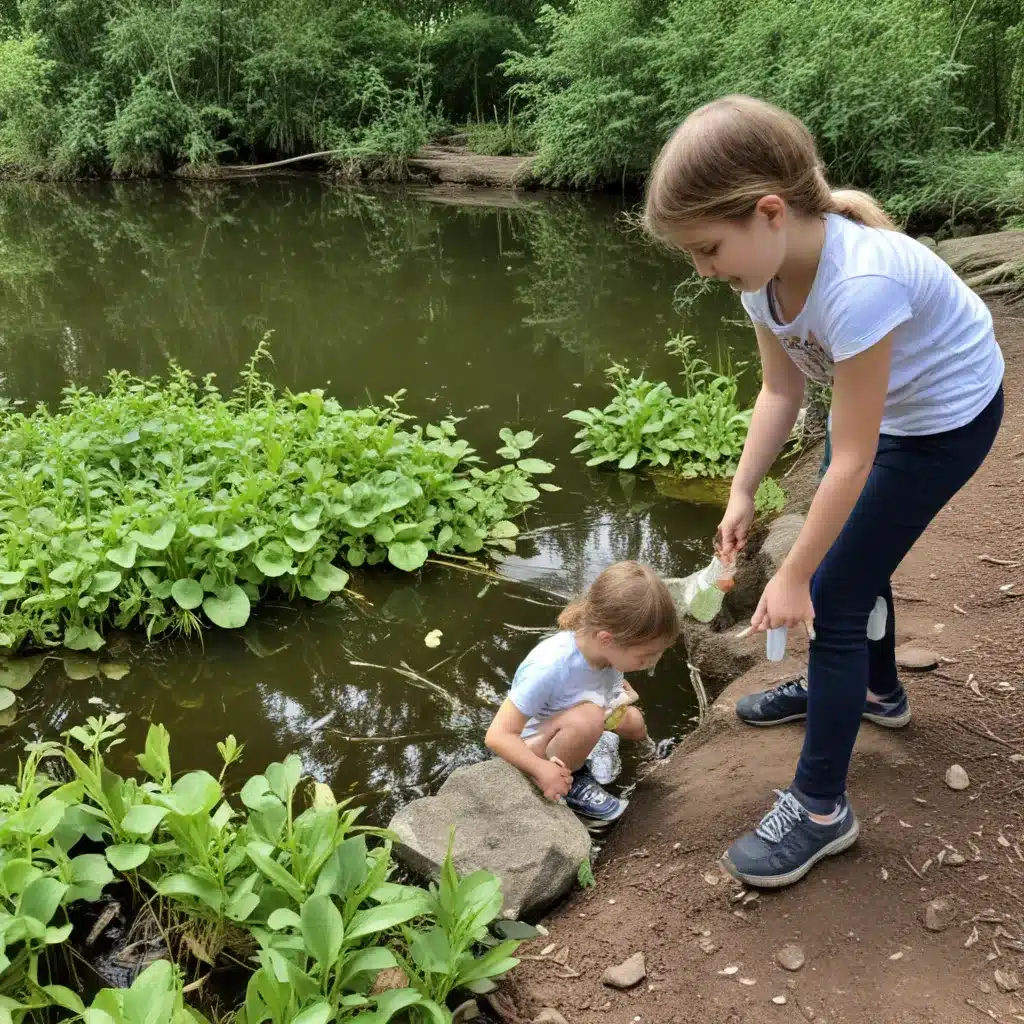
[
  {"x1": 719, "y1": 324, "x2": 805, "y2": 558},
  {"x1": 485, "y1": 700, "x2": 572, "y2": 799},
  {"x1": 751, "y1": 335, "x2": 892, "y2": 631},
  {"x1": 733, "y1": 324, "x2": 808, "y2": 496}
]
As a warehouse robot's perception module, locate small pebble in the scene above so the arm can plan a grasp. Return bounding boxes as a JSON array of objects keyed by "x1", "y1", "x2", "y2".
[
  {"x1": 889, "y1": 951, "x2": 904, "y2": 961},
  {"x1": 601, "y1": 952, "x2": 646, "y2": 990},
  {"x1": 532, "y1": 1012, "x2": 568, "y2": 1024},
  {"x1": 922, "y1": 898, "x2": 952, "y2": 932},
  {"x1": 739, "y1": 978, "x2": 756, "y2": 986},
  {"x1": 945, "y1": 852, "x2": 966, "y2": 866},
  {"x1": 718, "y1": 966, "x2": 740, "y2": 976},
  {"x1": 945, "y1": 764, "x2": 970, "y2": 791},
  {"x1": 776, "y1": 944, "x2": 806, "y2": 972},
  {"x1": 773, "y1": 995, "x2": 787, "y2": 1006}
]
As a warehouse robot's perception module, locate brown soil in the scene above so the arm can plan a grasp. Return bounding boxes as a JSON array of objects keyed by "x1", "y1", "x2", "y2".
[{"x1": 505, "y1": 302, "x2": 1024, "y2": 1024}]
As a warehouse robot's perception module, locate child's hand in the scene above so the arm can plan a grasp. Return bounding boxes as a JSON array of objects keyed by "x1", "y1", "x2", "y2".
[
  {"x1": 716, "y1": 490, "x2": 755, "y2": 560},
  {"x1": 534, "y1": 758, "x2": 572, "y2": 801}
]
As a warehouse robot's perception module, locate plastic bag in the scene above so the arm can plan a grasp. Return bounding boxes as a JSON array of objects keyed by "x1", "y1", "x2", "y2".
[{"x1": 675, "y1": 555, "x2": 736, "y2": 623}]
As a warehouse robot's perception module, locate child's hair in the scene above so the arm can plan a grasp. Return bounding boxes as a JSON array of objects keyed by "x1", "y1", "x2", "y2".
[
  {"x1": 558, "y1": 561, "x2": 679, "y2": 646},
  {"x1": 644, "y1": 95, "x2": 894, "y2": 241}
]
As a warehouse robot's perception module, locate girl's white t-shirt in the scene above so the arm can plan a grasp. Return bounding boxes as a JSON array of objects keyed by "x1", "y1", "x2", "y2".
[{"x1": 740, "y1": 214, "x2": 1004, "y2": 436}]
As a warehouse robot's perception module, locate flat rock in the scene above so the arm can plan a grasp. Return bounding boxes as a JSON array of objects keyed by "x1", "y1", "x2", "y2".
[
  {"x1": 895, "y1": 645, "x2": 939, "y2": 671},
  {"x1": 995, "y1": 969, "x2": 1020, "y2": 993},
  {"x1": 601, "y1": 952, "x2": 646, "y2": 989},
  {"x1": 922, "y1": 898, "x2": 952, "y2": 932},
  {"x1": 776, "y1": 944, "x2": 806, "y2": 971},
  {"x1": 389, "y1": 758, "x2": 591, "y2": 920},
  {"x1": 533, "y1": 1011, "x2": 570, "y2": 1024},
  {"x1": 945, "y1": 852, "x2": 967, "y2": 866},
  {"x1": 945, "y1": 764, "x2": 970, "y2": 791}
]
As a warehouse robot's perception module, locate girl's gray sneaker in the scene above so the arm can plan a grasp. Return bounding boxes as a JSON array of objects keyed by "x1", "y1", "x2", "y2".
[
  {"x1": 736, "y1": 677, "x2": 912, "y2": 729},
  {"x1": 564, "y1": 768, "x2": 627, "y2": 824},
  {"x1": 720, "y1": 788, "x2": 859, "y2": 888}
]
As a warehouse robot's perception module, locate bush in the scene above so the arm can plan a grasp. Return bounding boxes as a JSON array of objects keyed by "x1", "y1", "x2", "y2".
[
  {"x1": 0, "y1": 713, "x2": 525, "y2": 1021},
  {"x1": 565, "y1": 333, "x2": 752, "y2": 478},
  {"x1": 0, "y1": 341, "x2": 557, "y2": 653}
]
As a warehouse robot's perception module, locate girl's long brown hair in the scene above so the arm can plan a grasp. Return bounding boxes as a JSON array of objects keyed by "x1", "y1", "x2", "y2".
[
  {"x1": 558, "y1": 561, "x2": 679, "y2": 646},
  {"x1": 644, "y1": 95, "x2": 894, "y2": 240}
]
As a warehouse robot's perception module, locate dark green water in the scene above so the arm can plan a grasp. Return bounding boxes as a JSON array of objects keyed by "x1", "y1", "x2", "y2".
[{"x1": 0, "y1": 180, "x2": 754, "y2": 821}]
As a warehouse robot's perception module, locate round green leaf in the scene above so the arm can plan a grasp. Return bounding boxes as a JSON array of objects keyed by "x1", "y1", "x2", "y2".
[
  {"x1": 49, "y1": 561, "x2": 80, "y2": 585},
  {"x1": 100, "y1": 662, "x2": 130, "y2": 681},
  {"x1": 0, "y1": 655, "x2": 45, "y2": 691},
  {"x1": 171, "y1": 579, "x2": 204, "y2": 610},
  {"x1": 90, "y1": 571, "x2": 122, "y2": 594},
  {"x1": 0, "y1": 688, "x2": 15, "y2": 712},
  {"x1": 202, "y1": 586, "x2": 251, "y2": 630},
  {"x1": 488, "y1": 521, "x2": 519, "y2": 539},
  {"x1": 64, "y1": 626, "x2": 105, "y2": 652},
  {"x1": 188, "y1": 524, "x2": 217, "y2": 539},
  {"x1": 0, "y1": 570, "x2": 25, "y2": 585},
  {"x1": 516, "y1": 458, "x2": 554, "y2": 474},
  {"x1": 254, "y1": 542, "x2": 293, "y2": 578},
  {"x1": 311, "y1": 561, "x2": 349, "y2": 593},
  {"x1": 388, "y1": 541, "x2": 429, "y2": 572},
  {"x1": 106, "y1": 844, "x2": 151, "y2": 871},
  {"x1": 106, "y1": 540, "x2": 138, "y2": 569},
  {"x1": 133, "y1": 519, "x2": 176, "y2": 551},
  {"x1": 214, "y1": 528, "x2": 253, "y2": 552},
  {"x1": 63, "y1": 654, "x2": 98, "y2": 681},
  {"x1": 298, "y1": 578, "x2": 330, "y2": 602}
]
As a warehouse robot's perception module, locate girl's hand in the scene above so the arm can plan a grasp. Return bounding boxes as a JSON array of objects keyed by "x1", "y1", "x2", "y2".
[
  {"x1": 751, "y1": 569, "x2": 815, "y2": 635},
  {"x1": 716, "y1": 489, "x2": 756, "y2": 560}
]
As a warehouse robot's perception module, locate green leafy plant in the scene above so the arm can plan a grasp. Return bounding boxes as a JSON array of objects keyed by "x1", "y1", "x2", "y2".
[
  {"x1": 576, "y1": 858, "x2": 595, "y2": 889},
  {"x1": 27, "y1": 714, "x2": 522, "y2": 1022},
  {"x1": 0, "y1": 341, "x2": 557, "y2": 652},
  {"x1": 0, "y1": 737, "x2": 115, "y2": 1018},
  {"x1": 566, "y1": 334, "x2": 752, "y2": 479},
  {"x1": 59, "y1": 959, "x2": 210, "y2": 1023},
  {"x1": 754, "y1": 478, "x2": 787, "y2": 517},
  {"x1": 398, "y1": 830, "x2": 521, "y2": 1004}
]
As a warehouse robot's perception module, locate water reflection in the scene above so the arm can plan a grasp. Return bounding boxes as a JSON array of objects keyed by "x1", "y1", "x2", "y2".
[{"x1": 0, "y1": 180, "x2": 753, "y2": 821}]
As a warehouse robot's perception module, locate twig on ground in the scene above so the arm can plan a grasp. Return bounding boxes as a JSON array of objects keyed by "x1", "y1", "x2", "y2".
[{"x1": 903, "y1": 855, "x2": 925, "y2": 880}]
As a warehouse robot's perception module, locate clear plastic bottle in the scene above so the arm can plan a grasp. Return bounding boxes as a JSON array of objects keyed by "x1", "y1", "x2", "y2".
[
  {"x1": 680, "y1": 556, "x2": 736, "y2": 623},
  {"x1": 866, "y1": 596, "x2": 887, "y2": 641},
  {"x1": 765, "y1": 595, "x2": 886, "y2": 661},
  {"x1": 766, "y1": 627, "x2": 787, "y2": 662}
]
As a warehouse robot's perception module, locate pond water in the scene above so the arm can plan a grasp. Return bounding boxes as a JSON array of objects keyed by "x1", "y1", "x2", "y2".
[{"x1": 0, "y1": 180, "x2": 754, "y2": 823}]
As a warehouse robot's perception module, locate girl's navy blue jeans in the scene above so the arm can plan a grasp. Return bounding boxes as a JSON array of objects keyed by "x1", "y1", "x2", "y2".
[{"x1": 797, "y1": 385, "x2": 1004, "y2": 803}]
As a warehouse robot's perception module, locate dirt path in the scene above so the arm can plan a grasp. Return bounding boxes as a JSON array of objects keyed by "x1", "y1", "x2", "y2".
[{"x1": 506, "y1": 303, "x2": 1024, "y2": 1024}]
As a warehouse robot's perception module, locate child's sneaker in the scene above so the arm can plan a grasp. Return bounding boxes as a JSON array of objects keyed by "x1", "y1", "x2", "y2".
[
  {"x1": 736, "y1": 676, "x2": 912, "y2": 729},
  {"x1": 564, "y1": 767, "x2": 627, "y2": 825}
]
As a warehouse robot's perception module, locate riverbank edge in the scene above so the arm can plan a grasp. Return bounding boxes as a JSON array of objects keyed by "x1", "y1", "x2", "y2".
[{"x1": 498, "y1": 284, "x2": 1024, "y2": 1023}]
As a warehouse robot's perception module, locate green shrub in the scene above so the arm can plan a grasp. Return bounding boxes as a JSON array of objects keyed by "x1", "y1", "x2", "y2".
[
  {"x1": 0, "y1": 341, "x2": 557, "y2": 653},
  {"x1": 565, "y1": 333, "x2": 751, "y2": 478},
  {"x1": 754, "y1": 477, "x2": 786, "y2": 517},
  {"x1": 0, "y1": 714, "x2": 524, "y2": 1021}
]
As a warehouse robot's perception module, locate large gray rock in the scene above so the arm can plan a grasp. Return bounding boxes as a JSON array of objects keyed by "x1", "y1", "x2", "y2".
[{"x1": 389, "y1": 758, "x2": 591, "y2": 920}]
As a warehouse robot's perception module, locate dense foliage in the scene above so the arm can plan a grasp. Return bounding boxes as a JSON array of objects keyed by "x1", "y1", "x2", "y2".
[
  {"x1": 0, "y1": 341, "x2": 555, "y2": 653},
  {"x1": 0, "y1": 0, "x2": 1020, "y2": 219},
  {"x1": 566, "y1": 334, "x2": 752, "y2": 479},
  {"x1": 0, "y1": 714, "x2": 523, "y2": 1021},
  {"x1": 506, "y1": 0, "x2": 1024, "y2": 217}
]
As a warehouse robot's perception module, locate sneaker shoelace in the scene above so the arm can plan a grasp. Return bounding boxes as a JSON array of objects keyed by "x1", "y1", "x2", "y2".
[
  {"x1": 755, "y1": 789, "x2": 805, "y2": 843},
  {"x1": 572, "y1": 779, "x2": 612, "y2": 808},
  {"x1": 765, "y1": 677, "x2": 807, "y2": 702}
]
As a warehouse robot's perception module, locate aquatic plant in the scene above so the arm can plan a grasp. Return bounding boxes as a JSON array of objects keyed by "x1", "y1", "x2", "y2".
[
  {"x1": 0, "y1": 340, "x2": 556, "y2": 653},
  {"x1": 565, "y1": 333, "x2": 751, "y2": 479},
  {"x1": 754, "y1": 478, "x2": 787, "y2": 517},
  {"x1": 0, "y1": 716, "x2": 522, "y2": 1022}
]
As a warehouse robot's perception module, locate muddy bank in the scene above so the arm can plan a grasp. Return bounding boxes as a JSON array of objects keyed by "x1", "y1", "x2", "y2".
[{"x1": 501, "y1": 297, "x2": 1024, "y2": 1024}]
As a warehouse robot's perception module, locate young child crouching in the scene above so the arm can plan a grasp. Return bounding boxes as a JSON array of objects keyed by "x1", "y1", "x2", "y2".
[{"x1": 485, "y1": 561, "x2": 679, "y2": 824}]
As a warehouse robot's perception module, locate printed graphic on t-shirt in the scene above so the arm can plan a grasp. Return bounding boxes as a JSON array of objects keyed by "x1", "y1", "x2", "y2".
[{"x1": 779, "y1": 331, "x2": 833, "y2": 385}]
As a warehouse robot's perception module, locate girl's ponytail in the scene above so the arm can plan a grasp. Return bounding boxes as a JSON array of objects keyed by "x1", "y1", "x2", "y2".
[
  {"x1": 828, "y1": 188, "x2": 895, "y2": 230},
  {"x1": 557, "y1": 599, "x2": 587, "y2": 631}
]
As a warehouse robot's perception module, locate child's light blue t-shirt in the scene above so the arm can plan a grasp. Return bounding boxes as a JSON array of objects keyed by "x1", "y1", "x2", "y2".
[{"x1": 509, "y1": 631, "x2": 624, "y2": 738}]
